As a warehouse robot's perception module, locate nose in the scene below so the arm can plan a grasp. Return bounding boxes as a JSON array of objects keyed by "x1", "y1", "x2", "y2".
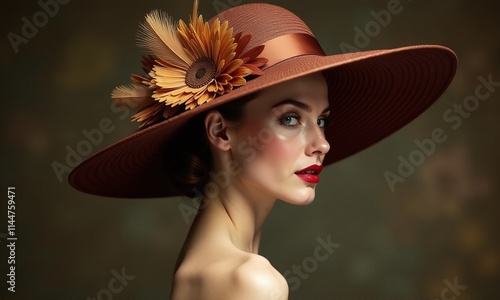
[{"x1": 305, "y1": 125, "x2": 330, "y2": 157}]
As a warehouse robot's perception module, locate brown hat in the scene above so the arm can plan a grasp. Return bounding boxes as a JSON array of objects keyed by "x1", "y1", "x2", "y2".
[{"x1": 68, "y1": 1, "x2": 457, "y2": 198}]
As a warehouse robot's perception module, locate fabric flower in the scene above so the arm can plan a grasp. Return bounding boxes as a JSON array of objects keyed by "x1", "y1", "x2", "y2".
[{"x1": 112, "y1": 0, "x2": 268, "y2": 128}]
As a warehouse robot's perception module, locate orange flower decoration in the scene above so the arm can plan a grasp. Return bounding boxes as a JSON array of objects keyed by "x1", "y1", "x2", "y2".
[{"x1": 112, "y1": 0, "x2": 268, "y2": 128}]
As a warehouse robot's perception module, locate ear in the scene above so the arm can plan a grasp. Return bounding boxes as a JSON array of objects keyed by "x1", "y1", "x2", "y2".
[{"x1": 205, "y1": 110, "x2": 231, "y2": 151}]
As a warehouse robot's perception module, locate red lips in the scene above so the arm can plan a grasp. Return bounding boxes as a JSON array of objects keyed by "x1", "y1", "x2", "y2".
[{"x1": 295, "y1": 164, "x2": 323, "y2": 184}]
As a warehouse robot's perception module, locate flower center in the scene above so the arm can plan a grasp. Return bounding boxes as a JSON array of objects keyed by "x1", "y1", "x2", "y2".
[{"x1": 186, "y1": 58, "x2": 216, "y2": 88}]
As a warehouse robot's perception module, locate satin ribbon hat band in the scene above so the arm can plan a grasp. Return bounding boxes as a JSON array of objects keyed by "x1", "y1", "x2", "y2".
[
  {"x1": 259, "y1": 34, "x2": 325, "y2": 69},
  {"x1": 69, "y1": 1, "x2": 457, "y2": 198}
]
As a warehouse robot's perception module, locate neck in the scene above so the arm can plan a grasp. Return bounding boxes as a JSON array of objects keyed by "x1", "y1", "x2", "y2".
[{"x1": 197, "y1": 180, "x2": 277, "y2": 254}]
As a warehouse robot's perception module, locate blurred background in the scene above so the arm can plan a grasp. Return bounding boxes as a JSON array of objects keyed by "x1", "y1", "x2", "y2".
[{"x1": 1, "y1": 0, "x2": 499, "y2": 299}]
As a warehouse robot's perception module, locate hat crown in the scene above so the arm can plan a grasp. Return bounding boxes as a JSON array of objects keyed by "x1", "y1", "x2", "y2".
[{"x1": 210, "y1": 3, "x2": 315, "y2": 50}]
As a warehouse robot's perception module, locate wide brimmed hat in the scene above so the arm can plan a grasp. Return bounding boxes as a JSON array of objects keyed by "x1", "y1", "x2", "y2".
[{"x1": 68, "y1": 1, "x2": 457, "y2": 198}]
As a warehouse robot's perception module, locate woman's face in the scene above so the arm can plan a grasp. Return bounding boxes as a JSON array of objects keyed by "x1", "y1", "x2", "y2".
[{"x1": 228, "y1": 72, "x2": 331, "y2": 205}]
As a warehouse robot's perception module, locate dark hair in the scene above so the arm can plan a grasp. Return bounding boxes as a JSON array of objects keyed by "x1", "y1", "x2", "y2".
[{"x1": 164, "y1": 93, "x2": 257, "y2": 197}]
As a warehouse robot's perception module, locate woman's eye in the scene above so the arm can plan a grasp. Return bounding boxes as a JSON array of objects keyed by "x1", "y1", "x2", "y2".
[
  {"x1": 318, "y1": 116, "x2": 332, "y2": 129},
  {"x1": 280, "y1": 114, "x2": 300, "y2": 127}
]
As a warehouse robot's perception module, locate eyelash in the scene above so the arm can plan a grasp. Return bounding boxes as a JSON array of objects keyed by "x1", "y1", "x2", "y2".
[
  {"x1": 279, "y1": 113, "x2": 301, "y2": 127},
  {"x1": 279, "y1": 113, "x2": 331, "y2": 128}
]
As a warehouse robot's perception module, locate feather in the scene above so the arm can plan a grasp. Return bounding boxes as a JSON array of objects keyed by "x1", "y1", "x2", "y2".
[
  {"x1": 191, "y1": 0, "x2": 199, "y2": 24},
  {"x1": 111, "y1": 84, "x2": 154, "y2": 111},
  {"x1": 137, "y1": 10, "x2": 192, "y2": 68}
]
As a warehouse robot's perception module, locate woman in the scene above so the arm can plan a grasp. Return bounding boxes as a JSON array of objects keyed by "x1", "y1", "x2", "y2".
[
  {"x1": 69, "y1": 1, "x2": 457, "y2": 299},
  {"x1": 168, "y1": 72, "x2": 330, "y2": 299}
]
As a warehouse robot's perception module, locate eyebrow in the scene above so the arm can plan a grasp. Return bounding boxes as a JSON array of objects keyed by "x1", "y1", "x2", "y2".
[{"x1": 271, "y1": 99, "x2": 331, "y2": 114}]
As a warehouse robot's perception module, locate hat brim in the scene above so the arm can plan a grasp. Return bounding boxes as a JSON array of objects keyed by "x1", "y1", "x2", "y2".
[{"x1": 68, "y1": 45, "x2": 457, "y2": 198}]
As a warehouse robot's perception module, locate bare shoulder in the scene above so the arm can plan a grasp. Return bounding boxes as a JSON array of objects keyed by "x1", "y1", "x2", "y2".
[
  {"x1": 229, "y1": 254, "x2": 289, "y2": 300},
  {"x1": 171, "y1": 253, "x2": 288, "y2": 300}
]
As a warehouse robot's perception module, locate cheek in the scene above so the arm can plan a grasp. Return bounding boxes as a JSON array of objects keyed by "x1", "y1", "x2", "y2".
[
  {"x1": 261, "y1": 135, "x2": 299, "y2": 162},
  {"x1": 231, "y1": 121, "x2": 307, "y2": 175},
  {"x1": 251, "y1": 126, "x2": 306, "y2": 174},
  {"x1": 266, "y1": 121, "x2": 308, "y2": 154}
]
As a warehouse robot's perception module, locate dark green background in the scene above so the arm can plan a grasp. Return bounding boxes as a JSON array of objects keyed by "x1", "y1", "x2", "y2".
[{"x1": 1, "y1": 0, "x2": 499, "y2": 299}]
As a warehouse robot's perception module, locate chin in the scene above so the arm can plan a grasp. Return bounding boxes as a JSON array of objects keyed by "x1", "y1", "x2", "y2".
[{"x1": 280, "y1": 187, "x2": 317, "y2": 205}]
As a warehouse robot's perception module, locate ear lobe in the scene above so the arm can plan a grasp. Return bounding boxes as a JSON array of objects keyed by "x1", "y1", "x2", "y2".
[{"x1": 205, "y1": 110, "x2": 231, "y2": 151}]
